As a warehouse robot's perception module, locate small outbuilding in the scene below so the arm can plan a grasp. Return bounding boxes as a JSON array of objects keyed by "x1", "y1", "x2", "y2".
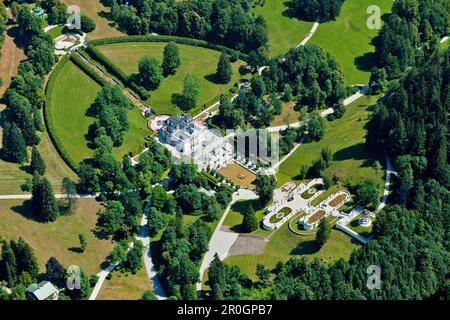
[{"x1": 27, "y1": 281, "x2": 59, "y2": 300}]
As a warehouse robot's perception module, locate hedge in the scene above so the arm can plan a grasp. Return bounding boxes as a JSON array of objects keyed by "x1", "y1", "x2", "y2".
[
  {"x1": 88, "y1": 35, "x2": 249, "y2": 62},
  {"x1": 69, "y1": 54, "x2": 109, "y2": 87},
  {"x1": 44, "y1": 56, "x2": 79, "y2": 173},
  {"x1": 84, "y1": 44, "x2": 150, "y2": 100}
]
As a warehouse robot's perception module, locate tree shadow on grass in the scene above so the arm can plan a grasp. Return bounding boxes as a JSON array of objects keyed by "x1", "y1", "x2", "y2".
[
  {"x1": 354, "y1": 52, "x2": 377, "y2": 74},
  {"x1": 290, "y1": 240, "x2": 320, "y2": 255},
  {"x1": 204, "y1": 73, "x2": 220, "y2": 84},
  {"x1": 11, "y1": 200, "x2": 46, "y2": 223},
  {"x1": 332, "y1": 143, "x2": 371, "y2": 163},
  {"x1": 68, "y1": 247, "x2": 83, "y2": 253}
]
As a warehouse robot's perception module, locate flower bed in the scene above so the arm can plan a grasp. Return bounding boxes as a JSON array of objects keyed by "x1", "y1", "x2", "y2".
[
  {"x1": 329, "y1": 194, "x2": 345, "y2": 207},
  {"x1": 301, "y1": 188, "x2": 316, "y2": 199},
  {"x1": 307, "y1": 210, "x2": 326, "y2": 224},
  {"x1": 269, "y1": 207, "x2": 292, "y2": 223}
]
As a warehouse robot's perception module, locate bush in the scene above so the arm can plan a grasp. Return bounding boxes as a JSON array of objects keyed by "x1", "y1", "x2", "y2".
[{"x1": 80, "y1": 15, "x2": 96, "y2": 33}]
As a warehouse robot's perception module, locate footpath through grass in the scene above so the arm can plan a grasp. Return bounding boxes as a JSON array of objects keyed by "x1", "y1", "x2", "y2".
[
  {"x1": 97, "y1": 42, "x2": 247, "y2": 115},
  {"x1": 309, "y1": 0, "x2": 393, "y2": 84},
  {"x1": 46, "y1": 60, "x2": 149, "y2": 166},
  {"x1": 276, "y1": 95, "x2": 384, "y2": 188},
  {"x1": 254, "y1": 0, "x2": 313, "y2": 57},
  {"x1": 0, "y1": 199, "x2": 114, "y2": 275}
]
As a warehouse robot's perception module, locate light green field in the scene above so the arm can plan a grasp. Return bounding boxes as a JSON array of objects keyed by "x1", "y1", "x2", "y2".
[
  {"x1": 0, "y1": 199, "x2": 114, "y2": 275},
  {"x1": 46, "y1": 60, "x2": 149, "y2": 166},
  {"x1": 224, "y1": 222, "x2": 360, "y2": 280},
  {"x1": 309, "y1": 0, "x2": 393, "y2": 84},
  {"x1": 97, "y1": 259, "x2": 152, "y2": 300},
  {"x1": 276, "y1": 95, "x2": 384, "y2": 189},
  {"x1": 254, "y1": 0, "x2": 314, "y2": 57},
  {"x1": 97, "y1": 42, "x2": 247, "y2": 115}
]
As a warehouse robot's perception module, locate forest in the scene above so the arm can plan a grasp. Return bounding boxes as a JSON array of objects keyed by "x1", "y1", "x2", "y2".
[{"x1": 103, "y1": 0, "x2": 268, "y2": 54}]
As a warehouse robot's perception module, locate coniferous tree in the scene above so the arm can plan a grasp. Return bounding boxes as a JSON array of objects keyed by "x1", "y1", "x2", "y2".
[
  {"x1": 32, "y1": 175, "x2": 59, "y2": 222},
  {"x1": 162, "y1": 42, "x2": 180, "y2": 76},
  {"x1": 216, "y1": 53, "x2": 232, "y2": 84},
  {"x1": 316, "y1": 219, "x2": 331, "y2": 248},
  {"x1": 242, "y1": 203, "x2": 258, "y2": 233},
  {"x1": 1, "y1": 122, "x2": 28, "y2": 163},
  {"x1": 30, "y1": 145, "x2": 46, "y2": 175}
]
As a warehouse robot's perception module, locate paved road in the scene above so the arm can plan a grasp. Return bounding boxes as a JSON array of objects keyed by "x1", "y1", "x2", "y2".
[
  {"x1": 297, "y1": 18, "x2": 320, "y2": 47},
  {"x1": 0, "y1": 193, "x2": 97, "y2": 200},
  {"x1": 376, "y1": 155, "x2": 397, "y2": 213},
  {"x1": 196, "y1": 189, "x2": 258, "y2": 292}
]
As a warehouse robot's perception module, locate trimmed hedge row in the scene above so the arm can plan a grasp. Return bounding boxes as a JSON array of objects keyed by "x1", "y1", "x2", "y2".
[
  {"x1": 44, "y1": 56, "x2": 80, "y2": 173},
  {"x1": 69, "y1": 54, "x2": 109, "y2": 87},
  {"x1": 85, "y1": 44, "x2": 150, "y2": 100},
  {"x1": 89, "y1": 35, "x2": 249, "y2": 62}
]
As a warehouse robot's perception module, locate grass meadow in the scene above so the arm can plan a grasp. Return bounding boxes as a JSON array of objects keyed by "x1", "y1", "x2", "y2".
[{"x1": 97, "y1": 42, "x2": 247, "y2": 115}]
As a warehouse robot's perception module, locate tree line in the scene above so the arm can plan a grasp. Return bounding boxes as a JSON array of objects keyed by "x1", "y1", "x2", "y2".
[
  {"x1": 287, "y1": 0, "x2": 345, "y2": 22},
  {"x1": 103, "y1": 0, "x2": 268, "y2": 54}
]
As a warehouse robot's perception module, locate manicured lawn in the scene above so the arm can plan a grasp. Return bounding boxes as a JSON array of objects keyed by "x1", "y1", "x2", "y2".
[
  {"x1": 276, "y1": 95, "x2": 385, "y2": 190},
  {"x1": 0, "y1": 199, "x2": 114, "y2": 275},
  {"x1": 254, "y1": 0, "x2": 314, "y2": 57},
  {"x1": 97, "y1": 260, "x2": 152, "y2": 300},
  {"x1": 309, "y1": 0, "x2": 393, "y2": 84},
  {"x1": 46, "y1": 25, "x2": 65, "y2": 39},
  {"x1": 46, "y1": 60, "x2": 149, "y2": 166},
  {"x1": 225, "y1": 222, "x2": 360, "y2": 280},
  {"x1": 349, "y1": 215, "x2": 374, "y2": 237},
  {"x1": 223, "y1": 199, "x2": 271, "y2": 237},
  {"x1": 97, "y1": 42, "x2": 247, "y2": 115}
]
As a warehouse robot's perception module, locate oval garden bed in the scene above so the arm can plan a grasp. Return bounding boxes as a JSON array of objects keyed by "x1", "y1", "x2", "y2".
[
  {"x1": 307, "y1": 210, "x2": 326, "y2": 224},
  {"x1": 329, "y1": 194, "x2": 346, "y2": 207},
  {"x1": 269, "y1": 207, "x2": 293, "y2": 224}
]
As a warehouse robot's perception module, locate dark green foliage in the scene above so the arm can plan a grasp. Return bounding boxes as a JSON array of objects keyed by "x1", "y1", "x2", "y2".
[
  {"x1": 255, "y1": 174, "x2": 276, "y2": 207},
  {"x1": 355, "y1": 179, "x2": 380, "y2": 209},
  {"x1": 147, "y1": 207, "x2": 166, "y2": 237},
  {"x1": 162, "y1": 42, "x2": 180, "y2": 76},
  {"x1": 242, "y1": 203, "x2": 258, "y2": 233},
  {"x1": 1, "y1": 122, "x2": 28, "y2": 163},
  {"x1": 216, "y1": 53, "x2": 232, "y2": 84},
  {"x1": 77, "y1": 163, "x2": 100, "y2": 194},
  {"x1": 97, "y1": 200, "x2": 138, "y2": 239},
  {"x1": 288, "y1": 0, "x2": 345, "y2": 22},
  {"x1": 89, "y1": 85, "x2": 132, "y2": 146},
  {"x1": 138, "y1": 55, "x2": 163, "y2": 90},
  {"x1": 30, "y1": 146, "x2": 46, "y2": 175},
  {"x1": 31, "y1": 175, "x2": 59, "y2": 222},
  {"x1": 80, "y1": 15, "x2": 96, "y2": 33},
  {"x1": 315, "y1": 219, "x2": 331, "y2": 248},
  {"x1": 107, "y1": 0, "x2": 268, "y2": 53},
  {"x1": 79, "y1": 234, "x2": 87, "y2": 252},
  {"x1": 141, "y1": 290, "x2": 157, "y2": 300}
]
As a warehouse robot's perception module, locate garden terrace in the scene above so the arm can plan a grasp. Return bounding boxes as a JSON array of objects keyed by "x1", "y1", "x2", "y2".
[{"x1": 307, "y1": 210, "x2": 326, "y2": 224}]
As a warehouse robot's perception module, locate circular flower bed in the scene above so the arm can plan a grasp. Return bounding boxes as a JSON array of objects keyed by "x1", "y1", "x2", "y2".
[{"x1": 269, "y1": 207, "x2": 293, "y2": 223}]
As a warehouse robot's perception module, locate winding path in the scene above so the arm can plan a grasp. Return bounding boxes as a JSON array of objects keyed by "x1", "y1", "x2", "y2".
[
  {"x1": 196, "y1": 189, "x2": 258, "y2": 293},
  {"x1": 376, "y1": 155, "x2": 397, "y2": 213}
]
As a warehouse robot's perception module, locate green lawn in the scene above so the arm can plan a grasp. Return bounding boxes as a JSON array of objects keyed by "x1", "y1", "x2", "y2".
[
  {"x1": 223, "y1": 199, "x2": 271, "y2": 237},
  {"x1": 224, "y1": 222, "x2": 360, "y2": 280},
  {"x1": 254, "y1": 0, "x2": 314, "y2": 57},
  {"x1": 276, "y1": 95, "x2": 384, "y2": 189},
  {"x1": 0, "y1": 199, "x2": 114, "y2": 275},
  {"x1": 97, "y1": 42, "x2": 247, "y2": 115},
  {"x1": 46, "y1": 25, "x2": 65, "y2": 39},
  {"x1": 309, "y1": 0, "x2": 393, "y2": 84},
  {"x1": 46, "y1": 60, "x2": 149, "y2": 166}
]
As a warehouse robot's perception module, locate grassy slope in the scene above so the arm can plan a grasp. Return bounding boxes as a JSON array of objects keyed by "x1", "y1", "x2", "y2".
[
  {"x1": 225, "y1": 222, "x2": 360, "y2": 280},
  {"x1": 0, "y1": 199, "x2": 114, "y2": 275},
  {"x1": 97, "y1": 42, "x2": 246, "y2": 115},
  {"x1": 97, "y1": 260, "x2": 152, "y2": 300},
  {"x1": 60, "y1": 0, "x2": 124, "y2": 40},
  {"x1": 276, "y1": 95, "x2": 384, "y2": 188},
  {"x1": 309, "y1": 0, "x2": 393, "y2": 84},
  {"x1": 254, "y1": 0, "x2": 313, "y2": 57},
  {"x1": 223, "y1": 199, "x2": 271, "y2": 237},
  {"x1": 46, "y1": 60, "x2": 149, "y2": 165}
]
